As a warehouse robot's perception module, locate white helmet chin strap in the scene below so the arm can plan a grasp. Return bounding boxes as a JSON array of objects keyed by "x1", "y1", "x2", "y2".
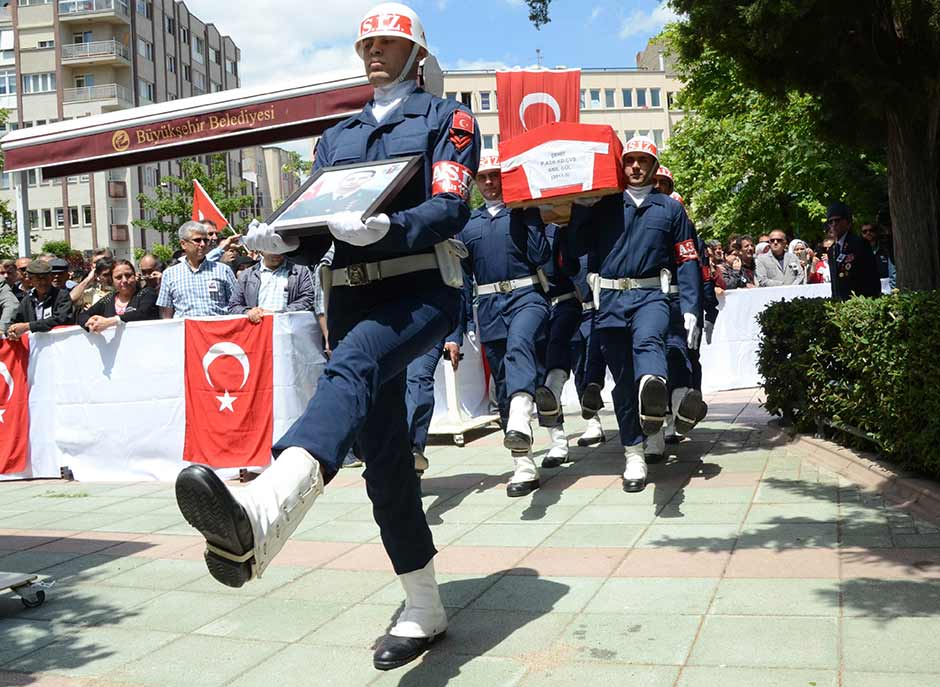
[{"x1": 397, "y1": 42, "x2": 421, "y2": 84}]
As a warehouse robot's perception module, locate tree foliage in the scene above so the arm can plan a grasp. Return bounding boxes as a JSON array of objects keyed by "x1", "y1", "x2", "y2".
[
  {"x1": 134, "y1": 154, "x2": 254, "y2": 242},
  {"x1": 282, "y1": 150, "x2": 312, "y2": 181},
  {"x1": 659, "y1": 32, "x2": 886, "y2": 244},
  {"x1": 40, "y1": 241, "x2": 72, "y2": 257}
]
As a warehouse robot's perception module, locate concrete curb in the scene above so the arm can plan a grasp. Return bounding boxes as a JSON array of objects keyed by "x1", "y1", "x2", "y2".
[{"x1": 791, "y1": 432, "x2": 940, "y2": 525}]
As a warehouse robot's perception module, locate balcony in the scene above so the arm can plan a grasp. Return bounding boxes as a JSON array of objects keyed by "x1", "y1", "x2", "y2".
[
  {"x1": 63, "y1": 83, "x2": 132, "y2": 107},
  {"x1": 61, "y1": 40, "x2": 130, "y2": 66},
  {"x1": 58, "y1": 0, "x2": 130, "y2": 24}
]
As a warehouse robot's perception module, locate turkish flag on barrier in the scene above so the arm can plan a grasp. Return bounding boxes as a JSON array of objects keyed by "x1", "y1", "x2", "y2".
[
  {"x1": 183, "y1": 317, "x2": 274, "y2": 468},
  {"x1": 496, "y1": 69, "x2": 580, "y2": 142},
  {"x1": 191, "y1": 179, "x2": 229, "y2": 229},
  {"x1": 0, "y1": 339, "x2": 30, "y2": 474}
]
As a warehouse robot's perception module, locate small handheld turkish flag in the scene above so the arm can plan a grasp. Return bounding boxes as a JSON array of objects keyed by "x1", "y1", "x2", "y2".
[
  {"x1": 183, "y1": 317, "x2": 274, "y2": 468},
  {"x1": 191, "y1": 179, "x2": 229, "y2": 229},
  {"x1": 496, "y1": 69, "x2": 581, "y2": 143},
  {"x1": 0, "y1": 339, "x2": 30, "y2": 475}
]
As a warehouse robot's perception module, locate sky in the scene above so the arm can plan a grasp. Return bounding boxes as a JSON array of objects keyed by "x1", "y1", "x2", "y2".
[{"x1": 185, "y1": 0, "x2": 679, "y2": 156}]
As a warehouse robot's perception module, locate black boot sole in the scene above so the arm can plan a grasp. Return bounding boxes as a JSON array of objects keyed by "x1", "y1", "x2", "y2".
[
  {"x1": 373, "y1": 632, "x2": 445, "y2": 671},
  {"x1": 639, "y1": 378, "x2": 668, "y2": 435},
  {"x1": 580, "y1": 383, "x2": 604, "y2": 419},
  {"x1": 507, "y1": 479, "x2": 540, "y2": 497},
  {"x1": 541, "y1": 455, "x2": 571, "y2": 469},
  {"x1": 674, "y1": 390, "x2": 708, "y2": 435},
  {"x1": 535, "y1": 385, "x2": 561, "y2": 420},
  {"x1": 175, "y1": 465, "x2": 255, "y2": 588},
  {"x1": 577, "y1": 433, "x2": 606, "y2": 447},
  {"x1": 503, "y1": 430, "x2": 533, "y2": 452}
]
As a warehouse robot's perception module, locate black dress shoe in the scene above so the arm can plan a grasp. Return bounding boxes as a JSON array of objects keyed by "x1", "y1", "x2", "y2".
[
  {"x1": 645, "y1": 452, "x2": 666, "y2": 464},
  {"x1": 535, "y1": 385, "x2": 561, "y2": 419},
  {"x1": 639, "y1": 378, "x2": 668, "y2": 435},
  {"x1": 541, "y1": 454, "x2": 570, "y2": 469},
  {"x1": 664, "y1": 434, "x2": 681, "y2": 445},
  {"x1": 674, "y1": 390, "x2": 708, "y2": 434},
  {"x1": 580, "y1": 383, "x2": 604, "y2": 419},
  {"x1": 503, "y1": 430, "x2": 533, "y2": 451},
  {"x1": 507, "y1": 479, "x2": 539, "y2": 497},
  {"x1": 622, "y1": 477, "x2": 646, "y2": 493},
  {"x1": 175, "y1": 465, "x2": 255, "y2": 588},
  {"x1": 373, "y1": 632, "x2": 444, "y2": 670},
  {"x1": 577, "y1": 431, "x2": 606, "y2": 447}
]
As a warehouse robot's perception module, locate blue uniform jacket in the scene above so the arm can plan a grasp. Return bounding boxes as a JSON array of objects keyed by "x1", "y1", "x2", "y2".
[
  {"x1": 542, "y1": 224, "x2": 577, "y2": 299},
  {"x1": 308, "y1": 89, "x2": 480, "y2": 303},
  {"x1": 458, "y1": 206, "x2": 550, "y2": 343},
  {"x1": 564, "y1": 190, "x2": 703, "y2": 329}
]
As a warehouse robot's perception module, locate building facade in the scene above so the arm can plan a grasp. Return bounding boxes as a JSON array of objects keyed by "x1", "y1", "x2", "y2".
[
  {"x1": 1, "y1": 0, "x2": 241, "y2": 258},
  {"x1": 241, "y1": 145, "x2": 301, "y2": 222},
  {"x1": 441, "y1": 66, "x2": 683, "y2": 155}
]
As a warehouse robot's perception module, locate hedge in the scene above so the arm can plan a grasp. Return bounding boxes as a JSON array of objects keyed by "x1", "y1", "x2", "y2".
[{"x1": 757, "y1": 292, "x2": 940, "y2": 479}]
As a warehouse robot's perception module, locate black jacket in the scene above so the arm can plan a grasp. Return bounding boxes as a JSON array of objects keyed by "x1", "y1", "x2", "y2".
[
  {"x1": 828, "y1": 232, "x2": 882, "y2": 301},
  {"x1": 77, "y1": 286, "x2": 160, "y2": 329},
  {"x1": 13, "y1": 286, "x2": 75, "y2": 332}
]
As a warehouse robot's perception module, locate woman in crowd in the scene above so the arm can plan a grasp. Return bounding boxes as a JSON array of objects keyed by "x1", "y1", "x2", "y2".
[
  {"x1": 808, "y1": 238, "x2": 833, "y2": 283},
  {"x1": 77, "y1": 259, "x2": 159, "y2": 333},
  {"x1": 789, "y1": 239, "x2": 820, "y2": 283}
]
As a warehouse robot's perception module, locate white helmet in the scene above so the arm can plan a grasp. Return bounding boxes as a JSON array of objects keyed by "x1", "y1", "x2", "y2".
[
  {"x1": 356, "y1": 3, "x2": 428, "y2": 57},
  {"x1": 478, "y1": 149, "x2": 500, "y2": 174},
  {"x1": 623, "y1": 135, "x2": 659, "y2": 162}
]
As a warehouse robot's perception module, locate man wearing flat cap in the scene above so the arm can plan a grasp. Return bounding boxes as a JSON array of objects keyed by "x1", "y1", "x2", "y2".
[
  {"x1": 826, "y1": 202, "x2": 882, "y2": 301},
  {"x1": 6, "y1": 260, "x2": 75, "y2": 340}
]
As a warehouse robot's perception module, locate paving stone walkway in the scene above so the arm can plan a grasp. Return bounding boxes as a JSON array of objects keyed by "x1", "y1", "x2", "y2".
[{"x1": 2, "y1": 388, "x2": 940, "y2": 687}]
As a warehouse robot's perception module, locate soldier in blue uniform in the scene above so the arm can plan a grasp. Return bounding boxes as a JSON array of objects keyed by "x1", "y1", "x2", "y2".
[
  {"x1": 458, "y1": 150, "x2": 550, "y2": 496},
  {"x1": 172, "y1": 3, "x2": 479, "y2": 672},
  {"x1": 563, "y1": 136, "x2": 702, "y2": 493},
  {"x1": 569, "y1": 254, "x2": 608, "y2": 447}
]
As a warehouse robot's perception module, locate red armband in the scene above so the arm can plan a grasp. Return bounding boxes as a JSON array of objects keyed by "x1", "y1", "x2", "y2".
[
  {"x1": 432, "y1": 160, "x2": 473, "y2": 200},
  {"x1": 674, "y1": 239, "x2": 699, "y2": 263}
]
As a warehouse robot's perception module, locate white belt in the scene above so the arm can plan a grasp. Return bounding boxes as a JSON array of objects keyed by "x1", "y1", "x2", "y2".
[
  {"x1": 551, "y1": 292, "x2": 578, "y2": 307},
  {"x1": 332, "y1": 254, "x2": 439, "y2": 287},
  {"x1": 476, "y1": 275, "x2": 540, "y2": 296},
  {"x1": 582, "y1": 301, "x2": 595, "y2": 312},
  {"x1": 595, "y1": 275, "x2": 663, "y2": 291},
  {"x1": 668, "y1": 285, "x2": 679, "y2": 294}
]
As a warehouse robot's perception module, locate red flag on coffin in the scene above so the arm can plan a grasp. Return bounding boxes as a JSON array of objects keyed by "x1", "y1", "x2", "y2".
[
  {"x1": 191, "y1": 179, "x2": 229, "y2": 229},
  {"x1": 183, "y1": 317, "x2": 274, "y2": 468},
  {"x1": 496, "y1": 68, "x2": 581, "y2": 142},
  {"x1": 0, "y1": 339, "x2": 30, "y2": 474}
]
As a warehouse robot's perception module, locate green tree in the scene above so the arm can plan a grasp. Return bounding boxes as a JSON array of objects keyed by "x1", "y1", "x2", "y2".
[
  {"x1": 658, "y1": 33, "x2": 886, "y2": 245},
  {"x1": 0, "y1": 107, "x2": 20, "y2": 257},
  {"x1": 133, "y1": 244, "x2": 175, "y2": 263},
  {"x1": 134, "y1": 154, "x2": 254, "y2": 243},
  {"x1": 282, "y1": 150, "x2": 312, "y2": 182},
  {"x1": 40, "y1": 240, "x2": 72, "y2": 257}
]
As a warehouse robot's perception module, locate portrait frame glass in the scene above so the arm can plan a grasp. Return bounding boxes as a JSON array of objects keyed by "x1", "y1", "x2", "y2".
[{"x1": 268, "y1": 155, "x2": 423, "y2": 238}]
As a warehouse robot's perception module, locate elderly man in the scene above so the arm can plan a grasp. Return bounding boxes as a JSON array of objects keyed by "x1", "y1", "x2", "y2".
[
  {"x1": 228, "y1": 251, "x2": 317, "y2": 322},
  {"x1": 137, "y1": 254, "x2": 164, "y2": 291},
  {"x1": 756, "y1": 229, "x2": 807, "y2": 287},
  {"x1": 157, "y1": 220, "x2": 236, "y2": 318},
  {"x1": 13, "y1": 257, "x2": 32, "y2": 296},
  {"x1": 826, "y1": 202, "x2": 881, "y2": 301},
  {"x1": 6, "y1": 261, "x2": 74, "y2": 340}
]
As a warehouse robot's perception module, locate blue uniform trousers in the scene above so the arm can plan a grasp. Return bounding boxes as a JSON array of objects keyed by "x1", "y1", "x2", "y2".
[
  {"x1": 597, "y1": 292, "x2": 670, "y2": 447},
  {"x1": 665, "y1": 296, "x2": 694, "y2": 393},
  {"x1": 273, "y1": 286, "x2": 459, "y2": 575},
  {"x1": 481, "y1": 302, "x2": 547, "y2": 425},
  {"x1": 573, "y1": 309, "x2": 607, "y2": 397},
  {"x1": 541, "y1": 299, "x2": 582, "y2": 427},
  {"x1": 406, "y1": 341, "x2": 445, "y2": 455}
]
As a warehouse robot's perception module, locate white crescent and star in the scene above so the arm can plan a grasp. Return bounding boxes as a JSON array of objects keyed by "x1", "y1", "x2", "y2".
[
  {"x1": 201, "y1": 342, "x2": 251, "y2": 413},
  {"x1": 518, "y1": 92, "x2": 562, "y2": 131},
  {"x1": 0, "y1": 362, "x2": 13, "y2": 424}
]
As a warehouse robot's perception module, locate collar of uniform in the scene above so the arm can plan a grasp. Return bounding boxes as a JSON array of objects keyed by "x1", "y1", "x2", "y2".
[
  {"x1": 623, "y1": 188, "x2": 668, "y2": 211},
  {"x1": 357, "y1": 88, "x2": 432, "y2": 126}
]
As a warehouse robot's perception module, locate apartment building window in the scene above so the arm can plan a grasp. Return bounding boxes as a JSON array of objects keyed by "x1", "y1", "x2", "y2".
[
  {"x1": 55, "y1": 208, "x2": 64, "y2": 228},
  {"x1": 192, "y1": 36, "x2": 205, "y2": 64},
  {"x1": 637, "y1": 89, "x2": 647, "y2": 108},
  {"x1": 18, "y1": 0, "x2": 53, "y2": 5},
  {"x1": 73, "y1": 31, "x2": 92, "y2": 44},
  {"x1": 482, "y1": 134, "x2": 494, "y2": 149},
  {"x1": 650, "y1": 88, "x2": 661, "y2": 108},
  {"x1": 667, "y1": 91, "x2": 676, "y2": 109},
  {"x1": 652, "y1": 129, "x2": 664, "y2": 149},
  {"x1": 74, "y1": 74, "x2": 95, "y2": 88},
  {"x1": 0, "y1": 172, "x2": 10, "y2": 189},
  {"x1": 69, "y1": 207, "x2": 80, "y2": 226},
  {"x1": 183, "y1": 64, "x2": 191, "y2": 82},
  {"x1": 225, "y1": 59, "x2": 237, "y2": 75},
  {"x1": 209, "y1": 47, "x2": 220, "y2": 64},
  {"x1": 137, "y1": 38, "x2": 153, "y2": 61},
  {"x1": 479, "y1": 91, "x2": 492, "y2": 111},
  {"x1": 444, "y1": 91, "x2": 456, "y2": 100},
  {"x1": 135, "y1": 0, "x2": 152, "y2": 19},
  {"x1": 22, "y1": 72, "x2": 55, "y2": 94},
  {"x1": 605, "y1": 89, "x2": 615, "y2": 108},
  {"x1": 37, "y1": 40, "x2": 55, "y2": 49},
  {"x1": 138, "y1": 78, "x2": 154, "y2": 102},
  {"x1": 210, "y1": 80, "x2": 221, "y2": 93},
  {"x1": 579, "y1": 89, "x2": 586, "y2": 109},
  {"x1": 82, "y1": 205, "x2": 92, "y2": 225},
  {"x1": 0, "y1": 68, "x2": 16, "y2": 95},
  {"x1": 166, "y1": 55, "x2": 176, "y2": 73},
  {"x1": 622, "y1": 88, "x2": 633, "y2": 108},
  {"x1": 590, "y1": 88, "x2": 601, "y2": 108},
  {"x1": 193, "y1": 71, "x2": 206, "y2": 94},
  {"x1": 165, "y1": 16, "x2": 175, "y2": 35},
  {"x1": 143, "y1": 166, "x2": 158, "y2": 186},
  {"x1": 42, "y1": 209, "x2": 52, "y2": 229},
  {"x1": 28, "y1": 210, "x2": 38, "y2": 229},
  {"x1": 458, "y1": 91, "x2": 471, "y2": 107},
  {"x1": 181, "y1": 28, "x2": 190, "y2": 44}
]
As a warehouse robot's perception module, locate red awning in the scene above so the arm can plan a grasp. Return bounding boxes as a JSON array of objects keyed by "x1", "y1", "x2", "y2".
[{"x1": 1, "y1": 73, "x2": 373, "y2": 178}]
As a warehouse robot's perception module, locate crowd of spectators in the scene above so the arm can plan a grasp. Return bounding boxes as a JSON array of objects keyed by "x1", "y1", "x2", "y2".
[{"x1": 2, "y1": 218, "x2": 327, "y2": 347}]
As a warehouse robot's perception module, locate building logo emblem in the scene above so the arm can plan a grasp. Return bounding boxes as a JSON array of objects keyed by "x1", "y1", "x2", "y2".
[{"x1": 112, "y1": 130, "x2": 130, "y2": 152}]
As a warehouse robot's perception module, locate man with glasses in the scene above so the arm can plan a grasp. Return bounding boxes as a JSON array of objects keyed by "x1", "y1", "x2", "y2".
[
  {"x1": 137, "y1": 254, "x2": 164, "y2": 291},
  {"x1": 157, "y1": 220, "x2": 236, "y2": 318},
  {"x1": 756, "y1": 229, "x2": 807, "y2": 287},
  {"x1": 860, "y1": 222, "x2": 896, "y2": 287},
  {"x1": 826, "y1": 203, "x2": 881, "y2": 301},
  {"x1": 6, "y1": 261, "x2": 74, "y2": 340}
]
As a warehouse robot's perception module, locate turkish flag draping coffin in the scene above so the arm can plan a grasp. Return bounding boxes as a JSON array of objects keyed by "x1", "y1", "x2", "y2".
[
  {"x1": 184, "y1": 317, "x2": 274, "y2": 468},
  {"x1": 496, "y1": 69, "x2": 581, "y2": 142},
  {"x1": 0, "y1": 339, "x2": 30, "y2": 474},
  {"x1": 499, "y1": 122, "x2": 626, "y2": 222}
]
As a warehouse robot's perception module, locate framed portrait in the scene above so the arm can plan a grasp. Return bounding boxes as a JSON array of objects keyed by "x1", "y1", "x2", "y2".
[{"x1": 268, "y1": 156, "x2": 423, "y2": 238}]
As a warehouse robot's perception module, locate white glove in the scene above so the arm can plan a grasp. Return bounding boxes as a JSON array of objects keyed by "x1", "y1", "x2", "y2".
[
  {"x1": 326, "y1": 211, "x2": 390, "y2": 247},
  {"x1": 684, "y1": 312, "x2": 701, "y2": 350},
  {"x1": 242, "y1": 220, "x2": 299, "y2": 254},
  {"x1": 703, "y1": 320, "x2": 714, "y2": 345}
]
